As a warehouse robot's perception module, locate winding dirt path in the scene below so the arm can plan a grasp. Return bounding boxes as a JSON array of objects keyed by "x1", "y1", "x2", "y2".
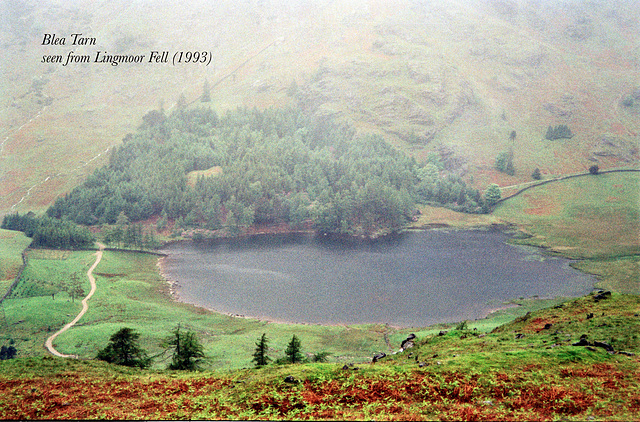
[{"x1": 45, "y1": 243, "x2": 105, "y2": 358}]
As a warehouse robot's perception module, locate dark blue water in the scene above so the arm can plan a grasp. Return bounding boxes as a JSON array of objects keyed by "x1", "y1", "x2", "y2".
[{"x1": 160, "y1": 230, "x2": 596, "y2": 327}]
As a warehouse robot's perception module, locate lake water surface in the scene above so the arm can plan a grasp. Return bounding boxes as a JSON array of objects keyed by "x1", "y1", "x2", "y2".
[{"x1": 160, "y1": 230, "x2": 596, "y2": 327}]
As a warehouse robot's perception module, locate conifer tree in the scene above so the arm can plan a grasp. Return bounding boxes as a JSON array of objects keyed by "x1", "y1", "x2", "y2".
[
  {"x1": 531, "y1": 167, "x2": 542, "y2": 180},
  {"x1": 495, "y1": 150, "x2": 515, "y2": 175},
  {"x1": 545, "y1": 126, "x2": 555, "y2": 140},
  {"x1": 0, "y1": 345, "x2": 17, "y2": 360},
  {"x1": 285, "y1": 335, "x2": 303, "y2": 364},
  {"x1": 252, "y1": 333, "x2": 271, "y2": 367},
  {"x1": 167, "y1": 325, "x2": 205, "y2": 371},
  {"x1": 66, "y1": 272, "x2": 85, "y2": 303},
  {"x1": 97, "y1": 327, "x2": 151, "y2": 368}
]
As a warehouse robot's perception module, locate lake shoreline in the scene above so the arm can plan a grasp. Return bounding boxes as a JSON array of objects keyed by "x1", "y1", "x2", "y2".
[
  {"x1": 157, "y1": 229, "x2": 597, "y2": 328},
  {"x1": 156, "y1": 249, "x2": 529, "y2": 329}
]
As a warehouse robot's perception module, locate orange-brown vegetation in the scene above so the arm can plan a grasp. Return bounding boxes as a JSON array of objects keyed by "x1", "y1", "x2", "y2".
[
  {"x1": 4, "y1": 364, "x2": 635, "y2": 421},
  {"x1": 0, "y1": 374, "x2": 232, "y2": 420}
]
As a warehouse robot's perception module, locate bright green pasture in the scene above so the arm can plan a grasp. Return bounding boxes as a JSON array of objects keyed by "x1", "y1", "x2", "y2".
[
  {"x1": 10, "y1": 249, "x2": 94, "y2": 298},
  {"x1": 494, "y1": 172, "x2": 640, "y2": 259},
  {"x1": 0, "y1": 248, "x2": 95, "y2": 352},
  {"x1": 572, "y1": 257, "x2": 640, "y2": 295},
  {"x1": 1, "y1": 247, "x2": 542, "y2": 370}
]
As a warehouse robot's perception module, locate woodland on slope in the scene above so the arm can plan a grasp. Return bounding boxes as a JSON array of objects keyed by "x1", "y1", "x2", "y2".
[{"x1": 44, "y1": 105, "x2": 486, "y2": 237}]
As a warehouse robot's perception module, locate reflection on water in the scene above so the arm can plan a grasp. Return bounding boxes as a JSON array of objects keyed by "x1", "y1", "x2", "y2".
[{"x1": 160, "y1": 230, "x2": 596, "y2": 327}]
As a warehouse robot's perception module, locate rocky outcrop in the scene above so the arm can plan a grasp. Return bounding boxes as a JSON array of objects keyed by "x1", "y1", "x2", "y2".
[
  {"x1": 572, "y1": 334, "x2": 614, "y2": 352},
  {"x1": 400, "y1": 333, "x2": 416, "y2": 351},
  {"x1": 372, "y1": 352, "x2": 387, "y2": 363},
  {"x1": 593, "y1": 291, "x2": 611, "y2": 302}
]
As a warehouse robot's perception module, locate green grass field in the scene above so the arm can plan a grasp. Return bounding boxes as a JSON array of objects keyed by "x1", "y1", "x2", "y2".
[
  {"x1": 0, "y1": 229, "x2": 31, "y2": 279},
  {"x1": 494, "y1": 172, "x2": 640, "y2": 258},
  {"x1": 1, "y1": 247, "x2": 407, "y2": 369},
  {"x1": 1, "y1": 243, "x2": 571, "y2": 372},
  {"x1": 492, "y1": 172, "x2": 640, "y2": 295}
]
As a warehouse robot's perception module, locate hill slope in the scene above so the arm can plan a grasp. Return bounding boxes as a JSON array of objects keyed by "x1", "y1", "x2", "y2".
[
  {"x1": 1, "y1": 292, "x2": 638, "y2": 420},
  {"x1": 1, "y1": 0, "x2": 639, "y2": 215}
]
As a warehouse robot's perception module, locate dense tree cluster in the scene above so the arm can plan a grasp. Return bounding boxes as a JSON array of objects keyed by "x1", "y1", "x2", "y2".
[
  {"x1": 545, "y1": 124, "x2": 574, "y2": 140},
  {"x1": 102, "y1": 212, "x2": 160, "y2": 250},
  {"x1": 47, "y1": 106, "x2": 487, "y2": 235},
  {"x1": 1, "y1": 213, "x2": 94, "y2": 249},
  {"x1": 495, "y1": 150, "x2": 515, "y2": 175}
]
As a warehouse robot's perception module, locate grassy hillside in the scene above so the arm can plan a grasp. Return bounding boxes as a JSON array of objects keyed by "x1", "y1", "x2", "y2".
[
  {"x1": 1, "y1": 292, "x2": 638, "y2": 420},
  {"x1": 494, "y1": 171, "x2": 640, "y2": 258},
  {"x1": 0, "y1": 144, "x2": 636, "y2": 370},
  {"x1": 2, "y1": 0, "x2": 639, "y2": 215},
  {"x1": 493, "y1": 171, "x2": 640, "y2": 296},
  {"x1": 0, "y1": 229, "x2": 31, "y2": 297}
]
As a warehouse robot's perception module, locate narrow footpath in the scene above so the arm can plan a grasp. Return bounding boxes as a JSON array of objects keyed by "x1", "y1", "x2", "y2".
[{"x1": 44, "y1": 243, "x2": 104, "y2": 358}]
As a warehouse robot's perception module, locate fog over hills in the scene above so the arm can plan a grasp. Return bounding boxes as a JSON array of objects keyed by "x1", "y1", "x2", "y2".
[{"x1": 1, "y1": 0, "x2": 638, "y2": 215}]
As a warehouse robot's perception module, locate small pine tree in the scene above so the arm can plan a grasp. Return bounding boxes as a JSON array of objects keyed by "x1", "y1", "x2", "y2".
[
  {"x1": 531, "y1": 167, "x2": 542, "y2": 180},
  {"x1": 66, "y1": 272, "x2": 85, "y2": 303},
  {"x1": 252, "y1": 333, "x2": 271, "y2": 367},
  {"x1": 589, "y1": 164, "x2": 599, "y2": 175},
  {"x1": 156, "y1": 209, "x2": 168, "y2": 232},
  {"x1": 0, "y1": 345, "x2": 17, "y2": 360},
  {"x1": 285, "y1": 335, "x2": 303, "y2": 364},
  {"x1": 96, "y1": 327, "x2": 151, "y2": 368},
  {"x1": 557, "y1": 124, "x2": 573, "y2": 139},
  {"x1": 312, "y1": 351, "x2": 331, "y2": 363},
  {"x1": 545, "y1": 126, "x2": 555, "y2": 140},
  {"x1": 455, "y1": 320, "x2": 469, "y2": 331},
  {"x1": 167, "y1": 325, "x2": 205, "y2": 371}
]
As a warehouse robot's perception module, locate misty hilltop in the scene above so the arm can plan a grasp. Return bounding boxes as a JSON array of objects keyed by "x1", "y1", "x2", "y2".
[{"x1": 1, "y1": 0, "x2": 638, "y2": 214}]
